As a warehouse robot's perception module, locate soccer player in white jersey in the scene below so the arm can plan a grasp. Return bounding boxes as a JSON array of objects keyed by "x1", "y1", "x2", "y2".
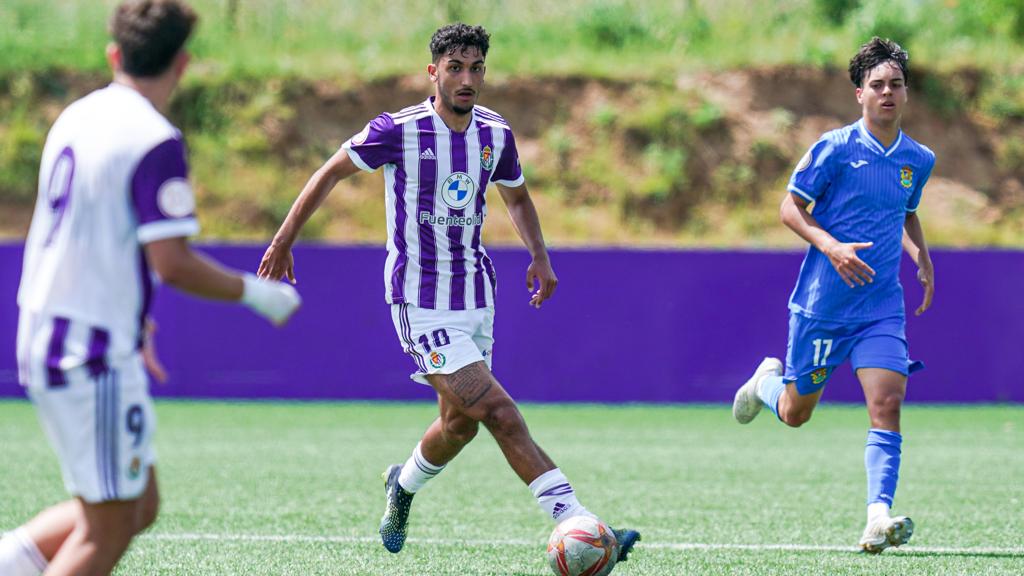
[
  {"x1": 0, "y1": 2, "x2": 300, "y2": 575},
  {"x1": 258, "y1": 23, "x2": 640, "y2": 560},
  {"x1": 731, "y1": 38, "x2": 935, "y2": 553}
]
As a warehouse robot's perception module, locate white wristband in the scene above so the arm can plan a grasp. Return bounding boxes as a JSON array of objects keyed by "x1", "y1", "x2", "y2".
[{"x1": 241, "y1": 273, "x2": 301, "y2": 326}]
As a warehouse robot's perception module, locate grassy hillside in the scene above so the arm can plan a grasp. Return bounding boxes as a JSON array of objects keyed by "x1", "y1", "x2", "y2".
[
  {"x1": 3, "y1": 0, "x2": 1023, "y2": 78},
  {"x1": 1, "y1": 0, "x2": 1023, "y2": 246}
]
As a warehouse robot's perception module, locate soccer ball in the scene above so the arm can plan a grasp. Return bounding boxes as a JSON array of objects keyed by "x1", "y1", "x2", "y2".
[{"x1": 546, "y1": 515, "x2": 619, "y2": 576}]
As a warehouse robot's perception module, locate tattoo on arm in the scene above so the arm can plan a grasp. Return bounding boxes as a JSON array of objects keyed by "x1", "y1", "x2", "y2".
[{"x1": 445, "y1": 362, "x2": 493, "y2": 408}]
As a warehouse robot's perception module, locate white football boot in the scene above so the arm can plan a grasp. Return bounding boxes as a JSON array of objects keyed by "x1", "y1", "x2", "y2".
[
  {"x1": 732, "y1": 357, "x2": 783, "y2": 424},
  {"x1": 859, "y1": 515, "x2": 914, "y2": 554}
]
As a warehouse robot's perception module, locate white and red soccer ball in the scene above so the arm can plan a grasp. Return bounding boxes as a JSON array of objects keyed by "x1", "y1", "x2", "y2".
[{"x1": 546, "y1": 515, "x2": 619, "y2": 576}]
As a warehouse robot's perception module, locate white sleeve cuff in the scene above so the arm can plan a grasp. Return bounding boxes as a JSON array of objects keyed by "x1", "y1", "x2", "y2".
[
  {"x1": 788, "y1": 185, "x2": 815, "y2": 203},
  {"x1": 138, "y1": 218, "x2": 200, "y2": 244},
  {"x1": 492, "y1": 174, "x2": 525, "y2": 188}
]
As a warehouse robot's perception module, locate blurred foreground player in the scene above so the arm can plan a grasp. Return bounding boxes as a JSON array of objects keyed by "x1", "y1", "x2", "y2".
[
  {"x1": 731, "y1": 37, "x2": 935, "y2": 553},
  {"x1": 0, "y1": 2, "x2": 299, "y2": 575}
]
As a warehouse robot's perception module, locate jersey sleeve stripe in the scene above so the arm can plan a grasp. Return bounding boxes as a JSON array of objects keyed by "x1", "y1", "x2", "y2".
[
  {"x1": 788, "y1": 185, "x2": 815, "y2": 203},
  {"x1": 137, "y1": 218, "x2": 200, "y2": 244},
  {"x1": 491, "y1": 174, "x2": 525, "y2": 187},
  {"x1": 343, "y1": 146, "x2": 375, "y2": 172}
]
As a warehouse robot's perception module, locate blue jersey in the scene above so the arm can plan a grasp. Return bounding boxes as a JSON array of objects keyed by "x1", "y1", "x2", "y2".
[{"x1": 786, "y1": 119, "x2": 935, "y2": 322}]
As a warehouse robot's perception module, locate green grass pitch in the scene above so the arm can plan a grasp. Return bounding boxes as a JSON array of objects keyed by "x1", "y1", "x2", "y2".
[{"x1": 1, "y1": 400, "x2": 1022, "y2": 575}]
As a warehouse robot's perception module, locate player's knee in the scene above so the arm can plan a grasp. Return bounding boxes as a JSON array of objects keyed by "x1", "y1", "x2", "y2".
[
  {"x1": 442, "y1": 416, "x2": 479, "y2": 446},
  {"x1": 780, "y1": 406, "x2": 814, "y2": 428},
  {"x1": 80, "y1": 515, "x2": 135, "y2": 552},
  {"x1": 869, "y1": 392, "x2": 903, "y2": 421},
  {"x1": 481, "y1": 400, "x2": 526, "y2": 438},
  {"x1": 135, "y1": 491, "x2": 160, "y2": 534}
]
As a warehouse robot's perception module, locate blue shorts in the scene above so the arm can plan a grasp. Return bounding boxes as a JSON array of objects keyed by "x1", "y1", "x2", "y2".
[{"x1": 784, "y1": 313, "x2": 924, "y2": 396}]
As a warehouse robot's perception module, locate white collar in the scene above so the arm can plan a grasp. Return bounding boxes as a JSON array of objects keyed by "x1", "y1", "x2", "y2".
[{"x1": 856, "y1": 119, "x2": 903, "y2": 157}]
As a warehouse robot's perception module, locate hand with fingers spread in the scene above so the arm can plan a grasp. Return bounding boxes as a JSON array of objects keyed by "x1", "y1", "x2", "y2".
[
  {"x1": 914, "y1": 260, "x2": 934, "y2": 316},
  {"x1": 258, "y1": 242, "x2": 297, "y2": 284},
  {"x1": 526, "y1": 255, "x2": 558, "y2": 309},
  {"x1": 824, "y1": 240, "x2": 876, "y2": 287}
]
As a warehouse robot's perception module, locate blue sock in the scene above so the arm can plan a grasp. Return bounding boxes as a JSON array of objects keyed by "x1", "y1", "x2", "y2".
[
  {"x1": 756, "y1": 375, "x2": 786, "y2": 420},
  {"x1": 865, "y1": 429, "x2": 902, "y2": 506}
]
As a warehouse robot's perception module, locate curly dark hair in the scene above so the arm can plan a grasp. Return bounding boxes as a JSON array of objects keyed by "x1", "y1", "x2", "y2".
[
  {"x1": 109, "y1": 0, "x2": 198, "y2": 77},
  {"x1": 848, "y1": 37, "x2": 909, "y2": 88},
  {"x1": 429, "y1": 23, "x2": 490, "y2": 63}
]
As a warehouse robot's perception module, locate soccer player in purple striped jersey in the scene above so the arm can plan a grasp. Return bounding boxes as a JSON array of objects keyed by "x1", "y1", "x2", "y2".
[
  {"x1": 259, "y1": 23, "x2": 640, "y2": 561},
  {"x1": 731, "y1": 38, "x2": 935, "y2": 553},
  {"x1": 0, "y1": 3, "x2": 300, "y2": 575}
]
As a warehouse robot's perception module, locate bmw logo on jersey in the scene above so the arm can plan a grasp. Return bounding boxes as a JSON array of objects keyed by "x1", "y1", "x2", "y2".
[{"x1": 441, "y1": 172, "x2": 477, "y2": 210}]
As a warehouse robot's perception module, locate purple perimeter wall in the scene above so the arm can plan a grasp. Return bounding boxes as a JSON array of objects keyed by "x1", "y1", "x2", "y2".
[{"x1": 1, "y1": 243, "x2": 1021, "y2": 403}]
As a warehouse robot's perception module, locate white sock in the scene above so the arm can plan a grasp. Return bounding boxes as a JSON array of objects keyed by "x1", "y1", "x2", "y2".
[
  {"x1": 397, "y1": 442, "x2": 445, "y2": 493},
  {"x1": 529, "y1": 468, "x2": 592, "y2": 523},
  {"x1": 868, "y1": 502, "x2": 891, "y2": 523},
  {"x1": 0, "y1": 528, "x2": 47, "y2": 576}
]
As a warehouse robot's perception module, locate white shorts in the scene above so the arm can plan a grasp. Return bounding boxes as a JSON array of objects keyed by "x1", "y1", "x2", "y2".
[
  {"x1": 391, "y1": 303, "x2": 495, "y2": 385},
  {"x1": 23, "y1": 346, "x2": 156, "y2": 504}
]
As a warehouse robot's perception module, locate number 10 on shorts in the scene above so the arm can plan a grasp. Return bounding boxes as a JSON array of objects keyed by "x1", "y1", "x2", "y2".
[
  {"x1": 812, "y1": 338, "x2": 833, "y2": 367},
  {"x1": 417, "y1": 329, "x2": 450, "y2": 353}
]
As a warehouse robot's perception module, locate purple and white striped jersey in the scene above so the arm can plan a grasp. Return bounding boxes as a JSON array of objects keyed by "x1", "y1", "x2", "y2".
[
  {"x1": 17, "y1": 83, "x2": 199, "y2": 384},
  {"x1": 342, "y1": 97, "x2": 524, "y2": 310}
]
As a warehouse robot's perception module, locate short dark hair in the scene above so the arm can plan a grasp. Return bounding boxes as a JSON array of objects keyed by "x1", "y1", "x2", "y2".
[
  {"x1": 429, "y1": 23, "x2": 490, "y2": 63},
  {"x1": 848, "y1": 37, "x2": 909, "y2": 87},
  {"x1": 109, "y1": 0, "x2": 198, "y2": 77}
]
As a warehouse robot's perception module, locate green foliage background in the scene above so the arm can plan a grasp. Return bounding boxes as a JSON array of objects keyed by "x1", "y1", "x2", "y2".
[
  {"x1": 1, "y1": 0, "x2": 1023, "y2": 246},
  {"x1": 3, "y1": 0, "x2": 1024, "y2": 78}
]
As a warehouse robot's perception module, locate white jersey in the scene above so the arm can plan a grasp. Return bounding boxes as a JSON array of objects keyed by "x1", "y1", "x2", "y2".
[
  {"x1": 17, "y1": 83, "x2": 199, "y2": 386},
  {"x1": 342, "y1": 98, "x2": 524, "y2": 310}
]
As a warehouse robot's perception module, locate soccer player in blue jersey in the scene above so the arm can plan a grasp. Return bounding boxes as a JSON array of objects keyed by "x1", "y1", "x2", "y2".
[{"x1": 731, "y1": 37, "x2": 935, "y2": 553}]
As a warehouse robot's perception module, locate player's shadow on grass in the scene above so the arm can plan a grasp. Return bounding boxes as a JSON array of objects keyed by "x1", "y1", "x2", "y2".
[{"x1": 857, "y1": 549, "x2": 1024, "y2": 559}]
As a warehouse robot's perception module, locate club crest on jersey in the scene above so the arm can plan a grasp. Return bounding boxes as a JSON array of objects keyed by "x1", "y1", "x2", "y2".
[
  {"x1": 810, "y1": 367, "x2": 829, "y2": 385},
  {"x1": 899, "y1": 166, "x2": 914, "y2": 189},
  {"x1": 429, "y1": 351, "x2": 446, "y2": 369},
  {"x1": 480, "y1": 145, "x2": 494, "y2": 171},
  {"x1": 441, "y1": 172, "x2": 477, "y2": 209}
]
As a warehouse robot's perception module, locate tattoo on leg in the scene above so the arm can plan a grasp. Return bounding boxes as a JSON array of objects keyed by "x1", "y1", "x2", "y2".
[{"x1": 446, "y1": 363, "x2": 493, "y2": 408}]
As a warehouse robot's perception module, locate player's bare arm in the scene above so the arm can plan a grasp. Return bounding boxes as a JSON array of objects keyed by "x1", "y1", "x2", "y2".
[
  {"x1": 780, "y1": 192, "x2": 876, "y2": 288},
  {"x1": 259, "y1": 147, "x2": 361, "y2": 282},
  {"x1": 146, "y1": 237, "x2": 244, "y2": 299},
  {"x1": 903, "y1": 211, "x2": 934, "y2": 315},
  {"x1": 497, "y1": 182, "x2": 557, "y2": 308},
  {"x1": 147, "y1": 237, "x2": 299, "y2": 326}
]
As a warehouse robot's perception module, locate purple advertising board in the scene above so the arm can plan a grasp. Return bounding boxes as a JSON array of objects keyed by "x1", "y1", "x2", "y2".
[{"x1": 1, "y1": 243, "x2": 1021, "y2": 403}]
